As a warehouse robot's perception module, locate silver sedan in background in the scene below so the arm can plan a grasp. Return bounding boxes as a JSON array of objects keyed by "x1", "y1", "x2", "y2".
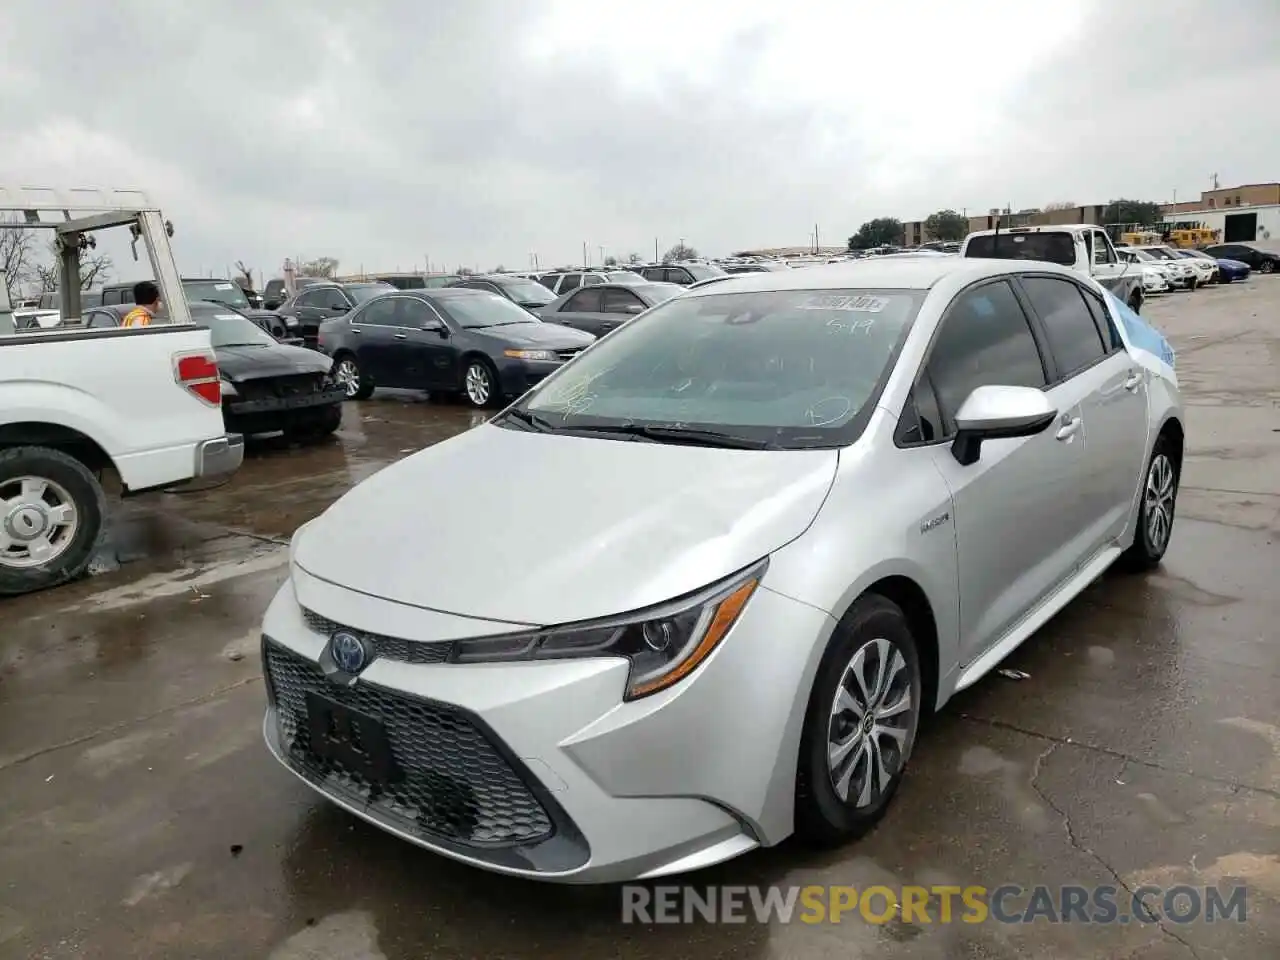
[
  {"x1": 261, "y1": 257, "x2": 1183, "y2": 883},
  {"x1": 538, "y1": 281, "x2": 683, "y2": 337}
]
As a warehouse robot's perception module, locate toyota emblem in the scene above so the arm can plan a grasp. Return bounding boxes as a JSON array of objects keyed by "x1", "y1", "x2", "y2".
[{"x1": 329, "y1": 630, "x2": 370, "y2": 674}]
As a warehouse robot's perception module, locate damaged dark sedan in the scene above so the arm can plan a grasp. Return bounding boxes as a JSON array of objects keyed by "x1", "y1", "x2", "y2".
[{"x1": 83, "y1": 302, "x2": 347, "y2": 440}]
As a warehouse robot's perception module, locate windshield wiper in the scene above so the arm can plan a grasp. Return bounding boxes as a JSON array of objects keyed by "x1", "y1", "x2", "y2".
[
  {"x1": 580, "y1": 423, "x2": 772, "y2": 449},
  {"x1": 500, "y1": 409, "x2": 557, "y2": 432}
]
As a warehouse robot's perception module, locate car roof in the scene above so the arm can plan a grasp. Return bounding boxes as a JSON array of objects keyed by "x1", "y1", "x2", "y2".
[
  {"x1": 682, "y1": 256, "x2": 1074, "y2": 297},
  {"x1": 404, "y1": 287, "x2": 491, "y2": 300}
]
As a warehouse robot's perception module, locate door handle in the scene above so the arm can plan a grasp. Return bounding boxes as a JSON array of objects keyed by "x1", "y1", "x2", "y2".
[
  {"x1": 349, "y1": 328, "x2": 361, "y2": 335},
  {"x1": 394, "y1": 332, "x2": 408, "y2": 340},
  {"x1": 1056, "y1": 414, "x2": 1082, "y2": 441},
  {"x1": 1123, "y1": 369, "x2": 1143, "y2": 391}
]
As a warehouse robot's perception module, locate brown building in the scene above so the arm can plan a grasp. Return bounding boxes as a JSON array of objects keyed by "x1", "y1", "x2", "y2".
[{"x1": 1161, "y1": 182, "x2": 1280, "y2": 216}]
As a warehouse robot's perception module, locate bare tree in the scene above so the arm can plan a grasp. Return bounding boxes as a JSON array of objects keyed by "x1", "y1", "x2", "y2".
[
  {"x1": 234, "y1": 259, "x2": 255, "y2": 289},
  {"x1": 492, "y1": 264, "x2": 506, "y2": 273},
  {"x1": 31, "y1": 240, "x2": 113, "y2": 292},
  {"x1": 0, "y1": 215, "x2": 37, "y2": 301},
  {"x1": 1043, "y1": 201, "x2": 1078, "y2": 211},
  {"x1": 663, "y1": 242, "x2": 698, "y2": 262},
  {"x1": 603, "y1": 255, "x2": 618, "y2": 267},
  {"x1": 627, "y1": 252, "x2": 643, "y2": 264},
  {"x1": 299, "y1": 256, "x2": 339, "y2": 278}
]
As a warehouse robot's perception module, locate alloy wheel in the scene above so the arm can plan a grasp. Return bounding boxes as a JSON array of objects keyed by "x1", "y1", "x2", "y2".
[
  {"x1": 1144, "y1": 453, "x2": 1176, "y2": 553},
  {"x1": 334, "y1": 359, "x2": 361, "y2": 398},
  {"x1": 827, "y1": 636, "x2": 915, "y2": 809},
  {"x1": 465, "y1": 363, "x2": 492, "y2": 406},
  {"x1": 0, "y1": 475, "x2": 79, "y2": 569}
]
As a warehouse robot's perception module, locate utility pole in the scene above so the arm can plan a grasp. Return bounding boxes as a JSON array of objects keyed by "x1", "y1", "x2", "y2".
[
  {"x1": 598, "y1": 245, "x2": 605, "y2": 265},
  {"x1": 582, "y1": 241, "x2": 588, "y2": 267},
  {"x1": 654, "y1": 237, "x2": 659, "y2": 262},
  {"x1": 814, "y1": 222, "x2": 820, "y2": 252}
]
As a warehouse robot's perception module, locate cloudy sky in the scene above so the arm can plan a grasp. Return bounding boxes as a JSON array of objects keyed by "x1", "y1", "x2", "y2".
[{"x1": 2, "y1": 0, "x2": 1278, "y2": 283}]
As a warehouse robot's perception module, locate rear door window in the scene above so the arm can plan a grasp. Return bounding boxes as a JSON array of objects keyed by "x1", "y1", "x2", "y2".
[{"x1": 1019, "y1": 276, "x2": 1107, "y2": 378}]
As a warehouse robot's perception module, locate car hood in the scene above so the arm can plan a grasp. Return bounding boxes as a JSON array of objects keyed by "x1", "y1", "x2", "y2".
[
  {"x1": 216, "y1": 343, "x2": 332, "y2": 381},
  {"x1": 468, "y1": 322, "x2": 595, "y2": 350},
  {"x1": 293, "y1": 424, "x2": 838, "y2": 624},
  {"x1": 1217, "y1": 258, "x2": 1250, "y2": 270}
]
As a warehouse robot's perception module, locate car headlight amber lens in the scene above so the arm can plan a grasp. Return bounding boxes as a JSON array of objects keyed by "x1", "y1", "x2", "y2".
[
  {"x1": 503, "y1": 349, "x2": 557, "y2": 361},
  {"x1": 449, "y1": 560, "x2": 766, "y2": 700}
]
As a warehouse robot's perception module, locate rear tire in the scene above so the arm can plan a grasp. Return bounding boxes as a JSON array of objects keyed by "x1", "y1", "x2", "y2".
[
  {"x1": 1120, "y1": 433, "x2": 1179, "y2": 572},
  {"x1": 0, "y1": 446, "x2": 106, "y2": 597},
  {"x1": 1261, "y1": 260, "x2": 1276, "y2": 274},
  {"x1": 795, "y1": 594, "x2": 922, "y2": 845}
]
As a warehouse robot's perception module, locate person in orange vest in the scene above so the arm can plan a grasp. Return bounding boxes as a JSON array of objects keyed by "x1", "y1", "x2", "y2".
[{"x1": 121, "y1": 281, "x2": 161, "y2": 327}]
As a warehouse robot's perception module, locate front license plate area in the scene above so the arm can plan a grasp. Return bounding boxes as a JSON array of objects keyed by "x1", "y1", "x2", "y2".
[{"x1": 305, "y1": 692, "x2": 401, "y2": 786}]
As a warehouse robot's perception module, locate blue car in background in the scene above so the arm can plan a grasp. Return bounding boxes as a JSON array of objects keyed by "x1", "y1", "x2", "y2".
[
  {"x1": 1214, "y1": 258, "x2": 1252, "y2": 283},
  {"x1": 1180, "y1": 249, "x2": 1251, "y2": 283}
]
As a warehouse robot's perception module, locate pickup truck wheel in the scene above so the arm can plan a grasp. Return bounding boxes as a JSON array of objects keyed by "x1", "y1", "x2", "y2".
[
  {"x1": 0, "y1": 446, "x2": 106, "y2": 596},
  {"x1": 333, "y1": 354, "x2": 373, "y2": 401}
]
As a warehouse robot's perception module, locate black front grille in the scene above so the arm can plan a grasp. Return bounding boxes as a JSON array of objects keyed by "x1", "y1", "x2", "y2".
[
  {"x1": 301, "y1": 608, "x2": 451, "y2": 665},
  {"x1": 265, "y1": 640, "x2": 553, "y2": 846},
  {"x1": 236, "y1": 373, "x2": 325, "y2": 403}
]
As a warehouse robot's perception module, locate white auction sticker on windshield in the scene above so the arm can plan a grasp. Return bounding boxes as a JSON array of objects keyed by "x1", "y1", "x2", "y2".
[
  {"x1": 214, "y1": 282, "x2": 235, "y2": 290},
  {"x1": 215, "y1": 314, "x2": 242, "y2": 321},
  {"x1": 799, "y1": 295, "x2": 889, "y2": 312}
]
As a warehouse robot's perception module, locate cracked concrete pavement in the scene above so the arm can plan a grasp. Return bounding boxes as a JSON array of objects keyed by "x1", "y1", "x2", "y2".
[{"x1": 0, "y1": 278, "x2": 1277, "y2": 959}]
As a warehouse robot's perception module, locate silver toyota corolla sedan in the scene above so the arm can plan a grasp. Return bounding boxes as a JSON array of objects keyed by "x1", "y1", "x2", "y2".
[{"x1": 260, "y1": 257, "x2": 1184, "y2": 883}]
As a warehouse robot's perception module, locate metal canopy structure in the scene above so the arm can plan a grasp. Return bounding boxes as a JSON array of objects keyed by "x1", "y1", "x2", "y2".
[{"x1": 0, "y1": 185, "x2": 189, "y2": 326}]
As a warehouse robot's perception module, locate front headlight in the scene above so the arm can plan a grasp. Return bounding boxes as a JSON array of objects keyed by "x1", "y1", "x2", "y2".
[
  {"x1": 503, "y1": 349, "x2": 558, "y2": 362},
  {"x1": 449, "y1": 560, "x2": 766, "y2": 700}
]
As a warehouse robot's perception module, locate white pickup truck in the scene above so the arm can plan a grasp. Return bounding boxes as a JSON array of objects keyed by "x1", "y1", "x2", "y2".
[
  {"x1": 0, "y1": 186, "x2": 243, "y2": 596},
  {"x1": 960, "y1": 223, "x2": 1147, "y2": 313}
]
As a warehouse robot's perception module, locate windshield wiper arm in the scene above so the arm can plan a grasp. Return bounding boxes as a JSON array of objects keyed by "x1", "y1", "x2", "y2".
[
  {"x1": 500, "y1": 408, "x2": 557, "y2": 432},
  {"x1": 583, "y1": 423, "x2": 771, "y2": 449}
]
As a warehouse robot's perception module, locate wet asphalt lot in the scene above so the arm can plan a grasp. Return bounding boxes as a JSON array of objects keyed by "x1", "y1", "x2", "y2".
[{"x1": 1, "y1": 279, "x2": 1278, "y2": 960}]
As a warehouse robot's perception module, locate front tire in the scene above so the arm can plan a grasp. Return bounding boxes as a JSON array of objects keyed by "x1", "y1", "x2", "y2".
[
  {"x1": 1120, "y1": 434, "x2": 1179, "y2": 571},
  {"x1": 462, "y1": 358, "x2": 502, "y2": 409},
  {"x1": 795, "y1": 594, "x2": 922, "y2": 845},
  {"x1": 1261, "y1": 260, "x2": 1275, "y2": 274},
  {"x1": 333, "y1": 354, "x2": 373, "y2": 401},
  {"x1": 0, "y1": 446, "x2": 107, "y2": 597}
]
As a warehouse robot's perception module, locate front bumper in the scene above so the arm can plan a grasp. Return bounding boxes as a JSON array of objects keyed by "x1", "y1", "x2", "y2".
[
  {"x1": 259, "y1": 572, "x2": 834, "y2": 883},
  {"x1": 495, "y1": 357, "x2": 570, "y2": 397},
  {"x1": 194, "y1": 433, "x2": 244, "y2": 478}
]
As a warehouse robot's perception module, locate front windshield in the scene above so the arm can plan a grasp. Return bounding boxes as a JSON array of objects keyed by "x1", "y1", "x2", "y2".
[
  {"x1": 439, "y1": 293, "x2": 543, "y2": 328},
  {"x1": 190, "y1": 306, "x2": 276, "y2": 347},
  {"x1": 965, "y1": 233, "x2": 1075, "y2": 266},
  {"x1": 515, "y1": 288, "x2": 923, "y2": 448},
  {"x1": 348, "y1": 283, "x2": 394, "y2": 303},
  {"x1": 185, "y1": 280, "x2": 250, "y2": 309},
  {"x1": 607, "y1": 271, "x2": 644, "y2": 281},
  {"x1": 1142, "y1": 248, "x2": 1175, "y2": 260},
  {"x1": 499, "y1": 280, "x2": 556, "y2": 304},
  {"x1": 1130, "y1": 249, "x2": 1156, "y2": 262}
]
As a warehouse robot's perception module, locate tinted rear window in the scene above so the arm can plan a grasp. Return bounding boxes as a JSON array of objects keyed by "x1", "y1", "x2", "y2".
[{"x1": 965, "y1": 233, "x2": 1076, "y2": 266}]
